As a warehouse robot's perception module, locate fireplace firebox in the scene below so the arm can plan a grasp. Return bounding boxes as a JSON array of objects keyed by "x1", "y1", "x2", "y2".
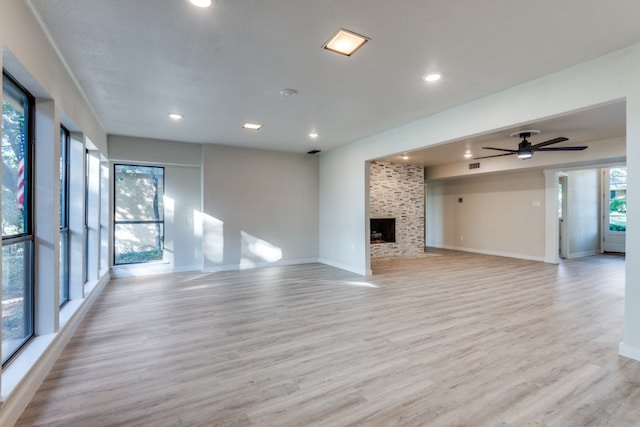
[{"x1": 370, "y1": 218, "x2": 396, "y2": 244}]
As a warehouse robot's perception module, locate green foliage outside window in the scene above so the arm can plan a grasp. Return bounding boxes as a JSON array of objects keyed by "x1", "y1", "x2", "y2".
[{"x1": 114, "y1": 165, "x2": 165, "y2": 265}]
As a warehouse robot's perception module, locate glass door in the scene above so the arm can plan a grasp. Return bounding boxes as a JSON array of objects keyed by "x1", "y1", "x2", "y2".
[{"x1": 603, "y1": 166, "x2": 626, "y2": 253}]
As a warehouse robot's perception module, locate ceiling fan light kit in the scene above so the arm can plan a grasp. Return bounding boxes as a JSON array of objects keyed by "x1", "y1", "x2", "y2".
[{"x1": 475, "y1": 130, "x2": 588, "y2": 160}]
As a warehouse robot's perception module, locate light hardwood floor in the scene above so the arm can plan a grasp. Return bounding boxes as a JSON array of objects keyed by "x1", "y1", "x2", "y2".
[{"x1": 15, "y1": 250, "x2": 639, "y2": 426}]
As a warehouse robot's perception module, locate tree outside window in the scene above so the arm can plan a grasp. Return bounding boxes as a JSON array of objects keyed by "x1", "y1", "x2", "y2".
[{"x1": 2, "y1": 73, "x2": 34, "y2": 365}]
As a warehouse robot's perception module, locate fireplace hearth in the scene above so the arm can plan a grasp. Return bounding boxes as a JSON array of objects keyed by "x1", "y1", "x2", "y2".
[{"x1": 370, "y1": 218, "x2": 396, "y2": 244}]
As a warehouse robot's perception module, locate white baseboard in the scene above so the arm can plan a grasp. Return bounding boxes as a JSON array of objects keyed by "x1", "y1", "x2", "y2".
[
  {"x1": 437, "y1": 245, "x2": 546, "y2": 263},
  {"x1": 110, "y1": 263, "x2": 203, "y2": 278},
  {"x1": 619, "y1": 342, "x2": 640, "y2": 362},
  {"x1": 566, "y1": 250, "x2": 598, "y2": 259},
  {"x1": 0, "y1": 272, "x2": 110, "y2": 427},
  {"x1": 114, "y1": 257, "x2": 367, "y2": 278},
  {"x1": 318, "y1": 258, "x2": 369, "y2": 276},
  {"x1": 202, "y1": 258, "x2": 320, "y2": 273}
]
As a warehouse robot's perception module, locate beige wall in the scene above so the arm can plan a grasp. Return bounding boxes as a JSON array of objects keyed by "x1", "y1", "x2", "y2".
[
  {"x1": 426, "y1": 170, "x2": 546, "y2": 260},
  {"x1": 565, "y1": 169, "x2": 600, "y2": 258}
]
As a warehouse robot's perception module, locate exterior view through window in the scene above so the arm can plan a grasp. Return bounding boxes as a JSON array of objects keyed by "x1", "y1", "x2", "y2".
[
  {"x1": 2, "y1": 72, "x2": 34, "y2": 365},
  {"x1": 608, "y1": 166, "x2": 627, "y2": 232},
  {"x1": 114, "y1": 164, "x2": 164, "y2": 265},
  {"x1": 59, "y1": 126, "x2": 70, "y2": 305}
]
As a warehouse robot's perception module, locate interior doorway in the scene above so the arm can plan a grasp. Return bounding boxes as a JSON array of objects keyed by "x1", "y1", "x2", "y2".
[{"x1": 558, "y1": 175, "x2": 568, "y2": 258}]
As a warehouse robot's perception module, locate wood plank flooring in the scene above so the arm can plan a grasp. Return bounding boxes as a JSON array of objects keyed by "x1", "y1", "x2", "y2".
[{"x1": 15, "y1": 250, "x2": 640, "y2": 426}]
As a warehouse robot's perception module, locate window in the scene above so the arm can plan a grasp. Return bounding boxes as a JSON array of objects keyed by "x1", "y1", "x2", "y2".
[
  {"x1": 2, "y1": 71, "x2": 34, "y2": 365},
  {"x1": 84, "y1": 149, "x2": 89, "y2": 283},
  {"x1": 59, "y1": 126, "x2": 70, "y2": 305},
  {"x1": 114, "y1": 164, "x2": 164, "y2": 265}
]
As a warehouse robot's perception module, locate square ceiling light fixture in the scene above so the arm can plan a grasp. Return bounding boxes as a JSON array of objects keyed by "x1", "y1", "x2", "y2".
[
  {"x1": 243, "y1": 122, "x2": 263, "y2": 130},
  {"x1": 323, "y1": 28, "x2": 369, "y2": 56}
]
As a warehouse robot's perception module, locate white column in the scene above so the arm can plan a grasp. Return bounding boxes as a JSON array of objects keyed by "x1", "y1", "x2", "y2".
[
  {"x1": 85, "y1": 149, "x2": 101, "y2": 284},
  {"x1": 99, "y1": 159, "x2": 110, "y2": 276},
  {"x1": 34, "y1": 100, "x2": 60, "y2": 334},
  {"x1": 620, "y1": 93, "x2": 640, "y2": 360},
  {"x1": 68, "y1": 133, "x2": 85, "y2": 299}
]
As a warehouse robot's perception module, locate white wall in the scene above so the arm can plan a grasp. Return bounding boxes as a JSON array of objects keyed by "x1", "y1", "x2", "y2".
[
  {"x1": 165, "y1": 166, "x2": 202, "y2": 271},
  {"x1": 318, "y1": 42, "x2": 640, "y2": 359},
  {"x1": 426, "y1": 171, "x2": 546, "y2": 260},
  {"x1": 565, "y1": 169, "x2": 600, "y2": 258},
  {"x1": 108, "y1": 135, "x2": 203, "y2": 166},
  {"x1": 1, "y1": 2, "x2": 109, "y2": 424},
  {"x1": 203, "y1": 144, "x2": 319, "y2": 271},
  {"x1": 1, "y1": 0, "x2": 106, "y2": 153},
  {"x1": 319, "y1": 147, "x2": 370, "y2": 274}
]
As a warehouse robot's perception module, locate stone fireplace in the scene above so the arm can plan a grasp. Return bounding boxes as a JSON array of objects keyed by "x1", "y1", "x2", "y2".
[{"x1": 369, "y1": 161, "x2": 424, "y2": 257}]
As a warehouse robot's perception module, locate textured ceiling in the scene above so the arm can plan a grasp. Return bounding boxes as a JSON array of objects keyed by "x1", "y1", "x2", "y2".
[{"x1": 28, "y1": 0, "x2": 640, "y2": 156}]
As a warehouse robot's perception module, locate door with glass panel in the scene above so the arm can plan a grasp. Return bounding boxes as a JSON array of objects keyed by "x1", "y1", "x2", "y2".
[{"x1": 603, "y1": 166, "x2": 626, "y2": 253}]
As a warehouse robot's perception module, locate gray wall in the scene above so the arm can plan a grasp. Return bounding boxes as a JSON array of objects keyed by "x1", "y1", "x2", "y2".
[
  {"x1": 109, "y1": 137, "x2": 320, "y2": 272},
  {"x1": 109, "y1": 136, "x2": 203, "y2": 273},
  {"x1": 202, "y1": 144, "x2": 319, "y2": 270}
]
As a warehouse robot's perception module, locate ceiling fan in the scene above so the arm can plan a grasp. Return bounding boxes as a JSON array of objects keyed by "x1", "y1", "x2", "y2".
[{"x1": 475, "y1": 130, "x2": 587, "y2": 160}]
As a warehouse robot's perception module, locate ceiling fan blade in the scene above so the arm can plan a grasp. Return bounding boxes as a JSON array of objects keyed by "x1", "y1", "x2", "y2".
[
  {"x1": 531, "y1": 137, "x2": 569, "y2": 149},
  {"x1": 474, "y1": 152, "x2": 517, "y2": 159},
  {"x1": 480, "y1": 147, "x2": 518, "y2": 153},
  {"x1": 536, "y1": 146, "x2": 588, "y2": 151}
]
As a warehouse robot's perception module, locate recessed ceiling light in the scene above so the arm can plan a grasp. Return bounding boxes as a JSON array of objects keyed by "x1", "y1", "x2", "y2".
[
  {"x1": 280, "y1": 88, "x2": 298, "y2": 97},
  {"x1": 423, "y1": 73, "x2": 441, "y2": 82},
  {"x1": 464, "y1": 150, "x2": 473, "y2": 159},
  {"x1": 243, "y1": 122, "x2": 263, "y2": 130},
  {"x1": 168, "y1": 113, "x2": 183, "y2": 120},
  {"x1": 188, "y1": 0, "x2": 212, "y2": 7},
  {"x1": 309, "y1": 132, "x2": 319, "y2": 139},
  {"x1": 323, "y1": 28, "x2": 369, "y2": 57},
  {"x1": 400, "y1": 153, "x2": 410, "y2": 160}
]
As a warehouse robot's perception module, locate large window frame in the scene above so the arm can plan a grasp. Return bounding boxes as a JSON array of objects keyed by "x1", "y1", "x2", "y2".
[
  {"x1": 2, "y1": 70, "x2": 35, "y2": 366},
  {"x1": 59, "y1": 125, "x2": 70, "y2": 306},
  {"x1": 84, "y1": 149, "x2": 89, "y2": 283},
  {"x1": 113, "y1": 164, "x2": 165, "y2": 265}
]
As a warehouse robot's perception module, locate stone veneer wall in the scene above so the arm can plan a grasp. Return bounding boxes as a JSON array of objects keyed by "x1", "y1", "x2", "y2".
[{"x1": 369, "y1": 161, "x2": 425, "y2": 257}]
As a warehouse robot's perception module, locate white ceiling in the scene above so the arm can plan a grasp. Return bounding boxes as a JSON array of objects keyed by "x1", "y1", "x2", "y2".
[{"x1": 28, "y1": 0, "x2": 640, "y2": 157}]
